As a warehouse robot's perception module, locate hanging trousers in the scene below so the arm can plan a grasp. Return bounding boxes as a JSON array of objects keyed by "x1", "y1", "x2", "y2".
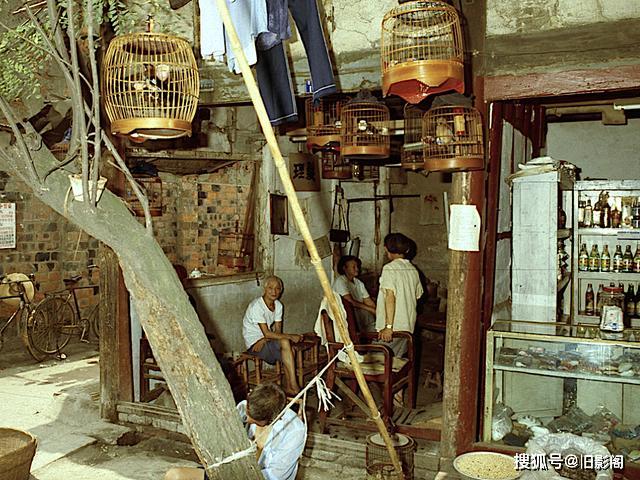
[{"x1": 256, "y1": 0, "x2": 336, "y2": 125}]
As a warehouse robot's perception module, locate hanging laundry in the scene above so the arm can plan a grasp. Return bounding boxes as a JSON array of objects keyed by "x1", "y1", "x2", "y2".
[
  {"x1": 256, "y1": 0, "x2": 336, "y2": 125},
  {"x1": 199, "y1": 0, "x2": 269, "y2": 74},
  {"x1": 256, "y1": 0, "x2": 291, "y2": 51}
]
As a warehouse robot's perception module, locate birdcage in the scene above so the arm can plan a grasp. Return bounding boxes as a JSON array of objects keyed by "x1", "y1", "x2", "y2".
[
  {"x1": 381, "y1": 1, "x2": 464, "y2": 104},
  {"x1": 350, "y1": 163, "x2": 380, "y2": 182},
  {"x1": 401, "y1": 104, "x2": 425, "y2": 171},
  {"x1": 306, "y1": 97, "x2": 345, "y2": 149},
  {"x1": 217, "y1": 229, "x2": 254, "y2": 272},
  {"x1": 365, "y1": 433, "x2": 415, "y2": 480},
  {"x1": 102, "y1": 20, "x2": 199, "y2": 141},
  {"x1": 124, "y1": 174, "x2": 163, "y2": 216},
  {"x1": 320, "y1": 148, "x2": 351, "y2": 179},
  {"x1": 422, "y1": 105, "x2": 484, "y2": 172},
  {"x1": 340, "y1": 92, "x2": 390, "y2": 159}
]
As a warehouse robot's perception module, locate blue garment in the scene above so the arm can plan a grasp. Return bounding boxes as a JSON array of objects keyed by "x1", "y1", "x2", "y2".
[
  {"x1": 256, "y1": 0, "x2": 291, "y2": 50},
  {"x1": 236, "y1": 400, "x2": 307, "y2": 480}
]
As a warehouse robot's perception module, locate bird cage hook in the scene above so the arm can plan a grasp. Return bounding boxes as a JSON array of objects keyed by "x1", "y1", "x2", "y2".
[{"x1": 146, "y1": 16, "x2": 155, "y2": 33}]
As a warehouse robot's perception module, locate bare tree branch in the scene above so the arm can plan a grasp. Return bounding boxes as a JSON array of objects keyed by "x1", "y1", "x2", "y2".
[
  {"x1": 86, "y1": 0, "x2": 101, "y2": 207},
  {"x1": 0, "y1": 96, "x2": 40, "y2": 184}
]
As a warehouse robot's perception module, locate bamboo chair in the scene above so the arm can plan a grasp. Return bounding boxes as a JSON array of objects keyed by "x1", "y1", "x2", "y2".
[{"x1": 318, "y1": 308, "x2": 415, "y2": 433}]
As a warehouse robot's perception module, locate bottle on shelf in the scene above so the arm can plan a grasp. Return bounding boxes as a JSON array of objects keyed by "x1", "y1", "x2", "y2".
[
  {"x1": 585, "y1": 283, "x2": 595, "y2": 316},
  {"x1": 596, "y1": 283, "x2": 604, "y2": 316},
  {"x1": 578, "y1": 243, "x2": 589, "y2": 271},
  {"x1": 633, "y1": 245, "x2": 640, "y2": 274},
  {"x1": 612, "y1": 245, "x2": 624, "y2": 273},
  {"x1": 625, "y1": 284, "x2": 636, "y2": 328},
  {"x1": 632, "y1": 199, "x2": 640, "y2": 229},
  {"x1": 593, "y1": 194, "x2": 602, "y2": 227},
  {"x1": 588, "y1": 244, "x2": 600, "y2": 272},
  {"x1": 601, "y1": 244, "x2": 611, "y2": 272},
  {"x1": 611, "y1": 206, "x2": 622, "y2": 229},
  {"x1": 622, "y1": 245, "x2": 634, "y2": 273},
  {"x1": 635, "y1": 283, "x2": 640, "y2": 319},
  {"x1": 600, "y1": 191, "x2": 611, "y2": 228},
  {"x1": 577, "y1": 200, "x2": 585, "y2": 227},
  {"x1": 583, "y1": 199, "x2": 593, "y2": 228}
]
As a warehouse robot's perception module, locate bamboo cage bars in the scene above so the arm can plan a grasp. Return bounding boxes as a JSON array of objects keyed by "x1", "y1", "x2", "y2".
[
  {"x1": 103, "y1": 25, "x2": 199, "y2": 140},
  {"x1": 381, "y1": 1, "x2": 464, "y2": 103},
  {"x1": 320, "y1": 148, "x2": 352, "y2": 180},
  {"x1": 401, "y1": 104, "x2": 425, "y2": 171},
  {"x1": 306, "y1": 97, "x2": 345, "y2": 149},
  {"x1": 422, "y1": 105, "x2": 484, "y2": 172},
  {"x1": 210, "y1": 0, "x2": 404, "y2": 475},
  {"x1": 340, "y1": 93, "x2": 390, "y2": 159}
]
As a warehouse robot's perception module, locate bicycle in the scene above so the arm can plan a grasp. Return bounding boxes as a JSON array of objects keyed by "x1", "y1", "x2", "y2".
[
  {"x1": 28, "y1": 267, "x2": 101, "y2": 358},
  {"x1": 0, "y1": 273, "x2": 44, "y2": 361}
]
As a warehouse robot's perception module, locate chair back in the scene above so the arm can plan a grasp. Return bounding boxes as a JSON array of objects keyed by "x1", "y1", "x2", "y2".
[
  {"x1": 340, "y1": 297, "x2": 359, "y2": 341},
  {"x1": 321, "y1": 310, "x2": 337, "y2": 343}
]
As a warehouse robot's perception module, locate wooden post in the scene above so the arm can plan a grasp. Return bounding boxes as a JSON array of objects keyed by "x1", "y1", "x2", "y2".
[
  {"x1": 440, "y1": 171, "x2": 484, "y2": 467},
  {"x1": 98, "y1": 244, "x2": 119, "y2": 421},
  {"x1": 211, "y1": 0, "x2": 403, "y2": 476}
]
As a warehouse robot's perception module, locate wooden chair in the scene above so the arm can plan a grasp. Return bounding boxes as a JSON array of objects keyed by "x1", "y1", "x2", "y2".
[
  {"x1": 293, "y1": 333, "x2": 322, "y2": 387},
  {"x1": 318, "y1": 309, "x2": 415, "y2": 433},
  {"x1": 139, "y1": 336, "x2": 168, "y2": 403},
  {"x1": 234, "y1": 351, "x2": 283, "y2": 390}
]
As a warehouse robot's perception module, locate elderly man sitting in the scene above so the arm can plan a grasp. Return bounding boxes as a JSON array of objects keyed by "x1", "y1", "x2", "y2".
[{"x1": 242, "y1": 275, "x2": 302, "y2": 395}]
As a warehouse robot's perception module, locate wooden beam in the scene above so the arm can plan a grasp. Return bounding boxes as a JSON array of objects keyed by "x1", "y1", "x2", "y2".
[
  {"x1": 440, "y1": 171, "x2": 484, "y2": 466},
  {"x1": 98, "y1": 244, "x2": 119, "y2": 421},
  {"x1": 485, "y1": 64, "x2": 640, "y2": 101}
]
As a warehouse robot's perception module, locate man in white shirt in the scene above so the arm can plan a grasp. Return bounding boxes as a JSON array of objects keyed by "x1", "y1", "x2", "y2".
[
  {"x1": 242, "y1": 276, "x2": 302, "y2": 395},
  {"x1": 164, "y1": 383, "x2": 307, "y2": 480}
]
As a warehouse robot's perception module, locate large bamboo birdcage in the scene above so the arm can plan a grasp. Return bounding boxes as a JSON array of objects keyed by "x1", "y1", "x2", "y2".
[
  {"x1": 320, "y1": 147, "x2": 351, "y2": 179},
  {"x1": 422, "y1": 106, "x2": 484, "y2": 172},
  {"x1": 306, "y1": 97, "x2": 345, "y2": 149},
  {"x1": 103, "y1": 21, "x2": 199, "y2": 140},
  {"x1": 401, "y1": 104, "x2": 425, "y2": 171},
  {"x1": 381, "y1": 1, "x2": 464, "y2": 104},
  {"x1": 340, "y1": 92, "x2": 390, "y2": 159}
]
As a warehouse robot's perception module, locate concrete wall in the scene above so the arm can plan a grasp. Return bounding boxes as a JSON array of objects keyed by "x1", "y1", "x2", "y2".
[
  {"x1": 487, "y1": 0, "x2": 640, "y2": 36},
  {"x1": 545, "y1": 119, "x2": 640, "y2": 180}
]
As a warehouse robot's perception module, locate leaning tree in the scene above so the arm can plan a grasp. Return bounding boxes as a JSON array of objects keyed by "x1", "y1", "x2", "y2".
[{"x1": 0, "y1": 0, "x2": 262, "y2": 477}]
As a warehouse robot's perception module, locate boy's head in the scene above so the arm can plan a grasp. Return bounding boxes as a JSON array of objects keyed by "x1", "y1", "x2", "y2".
[{"x1": 246, "y1": 383, "x2": 286, "y2": 426}]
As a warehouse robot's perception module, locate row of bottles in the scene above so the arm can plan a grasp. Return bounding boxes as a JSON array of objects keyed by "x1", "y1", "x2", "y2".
[
  {"x1": 578, "y1": 243, "x2": 640, "y2": 273},
  {"x1": 584, "y1": 282, "x2": 640, "y2": 327},
  {"x1": 578, "y1": 191, "x2": 640, "y2": 229}
]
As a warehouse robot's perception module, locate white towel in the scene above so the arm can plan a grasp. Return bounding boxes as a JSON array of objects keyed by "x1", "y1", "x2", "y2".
[{"x1": 313, "y1": 292, "x2": 363, "y2": 364}]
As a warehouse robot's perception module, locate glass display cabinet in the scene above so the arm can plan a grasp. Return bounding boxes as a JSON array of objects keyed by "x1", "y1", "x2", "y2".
[{"x1": 483, "y1": 321, "x2": 640, "y2": 448}]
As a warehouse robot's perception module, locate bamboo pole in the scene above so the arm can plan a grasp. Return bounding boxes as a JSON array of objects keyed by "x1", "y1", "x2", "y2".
[{"x1": 210, "y1": 0, "x2": 403, "y2": 476}]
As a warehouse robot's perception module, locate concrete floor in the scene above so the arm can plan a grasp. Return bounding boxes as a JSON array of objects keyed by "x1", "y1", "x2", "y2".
[{"x1": 0, "y1": 333, "x2": 444, "y2": 479}]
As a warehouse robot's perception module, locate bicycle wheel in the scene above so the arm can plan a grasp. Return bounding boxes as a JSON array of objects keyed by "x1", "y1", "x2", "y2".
[
  {"x1": 28, "y1": 296, "x2": 76, "y2": 354},
  {"x1": 20, "y1": 307, "x2": 46, "y2": 362},
  {"x1": 87, "y1": 303, "x2": 100, "y2": 340}
]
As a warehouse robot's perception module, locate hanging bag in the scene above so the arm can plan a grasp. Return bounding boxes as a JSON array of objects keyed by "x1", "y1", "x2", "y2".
[{"x1": 329, "y1": 186, "x2": 350, "y2": 243}]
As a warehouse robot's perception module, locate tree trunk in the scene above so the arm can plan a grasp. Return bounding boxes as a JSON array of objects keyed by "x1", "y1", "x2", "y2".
[{"x1": 0, "y1": 131, "x2": 262, "y2": 480}]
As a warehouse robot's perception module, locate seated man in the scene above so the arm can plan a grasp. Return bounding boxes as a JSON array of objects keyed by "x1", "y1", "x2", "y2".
[
  {"x1": 164, "y1": 383, "x2": 307, "y2": 480},
  {"x1": 243, "y1": 276, "x2": 302, "y2": 394},
  {"x1": 332, "y1": 255, "x2": 376, "y2": 333}
]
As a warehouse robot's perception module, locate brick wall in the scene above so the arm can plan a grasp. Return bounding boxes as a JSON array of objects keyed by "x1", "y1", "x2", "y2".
[{"x1": 0, "y1": 170, "x2": 100, "y2": 319}]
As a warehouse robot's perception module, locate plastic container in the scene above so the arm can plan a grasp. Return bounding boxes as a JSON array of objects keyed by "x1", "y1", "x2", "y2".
[{"x1": 599, "y1": 284, "x2": 624, "y2": 332}]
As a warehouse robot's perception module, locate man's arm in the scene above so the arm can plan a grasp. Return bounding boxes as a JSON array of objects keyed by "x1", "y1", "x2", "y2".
[
  {"x1": 342, "y1": 293, "x2": 376, "y2": 315},
  {"x1": 378, "y1": 288, "x2": 396, "y2": 342},
  {"x1": 259, "y1": 322, "x2": 302, "y2": 343}
]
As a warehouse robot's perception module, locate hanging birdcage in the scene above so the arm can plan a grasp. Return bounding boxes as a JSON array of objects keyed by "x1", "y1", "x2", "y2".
[
  {"x1": 381, "y1": 1, "x2": 464, "y2": 104},
  {"x1": 401, "y1": 104, "x2": 425, "y2": 171},
  {"x1": 124, "y1": 174, "x2": 163, "y2": 216},
  {"x1": 422, "y1": 105, "x2": 484, "y2": 172},
  {"x1": 350, "y1": 163, "x2": 380, "y2": 182},
  {"x1": 340, "y1": 92, "x2": 390, "y2": 159},
  {"x1": 320, "y1": 147, "x2": 351, "y2": 179},
  {"x1": 306, "y1": 97, "x2": 345, "y2": 149},
  {"x1": 102, "y1": 20, "x2": 199, "y2": 141}
]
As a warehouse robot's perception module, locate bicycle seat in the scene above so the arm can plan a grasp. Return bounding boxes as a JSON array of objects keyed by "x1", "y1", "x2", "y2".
[{"x1": 63, "y1": 275, "x2": 83, "y2": 286}]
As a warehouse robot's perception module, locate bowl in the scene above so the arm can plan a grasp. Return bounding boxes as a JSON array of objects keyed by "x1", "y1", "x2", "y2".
[{"x1": 453, "y1": 451, "x2": 521, "y2": 480}]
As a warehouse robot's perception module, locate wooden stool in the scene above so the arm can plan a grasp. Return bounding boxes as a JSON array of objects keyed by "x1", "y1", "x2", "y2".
[
  {"x1": 293, "y1": 333, "x2": 322, "y2": 387},
  {"x1": 235, "y1": 352, "x2": 283, "y2": 390}
]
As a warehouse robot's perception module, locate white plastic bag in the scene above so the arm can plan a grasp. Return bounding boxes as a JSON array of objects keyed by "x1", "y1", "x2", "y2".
[
  {"x1": 520, "y1": 433, "x2": 612, "y2": 480},
  {"x1": 492, "y1": 402, "x2": 513, "y2": 441}
]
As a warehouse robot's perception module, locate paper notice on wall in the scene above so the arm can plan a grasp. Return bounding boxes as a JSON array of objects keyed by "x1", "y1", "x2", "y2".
[
  {"x1": 0, "y1": 203, "x2": 16, "y2": 249},
  {"x1": 448, "y1": 204, "x2": 480, "y2": 251}
]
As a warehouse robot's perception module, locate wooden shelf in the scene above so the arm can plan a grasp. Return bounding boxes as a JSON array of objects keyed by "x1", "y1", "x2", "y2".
[
  {"x1": 576, "y1": 271, "x2": 640, "y2": 282},
  {"x1": 494, "y1": 364, "x2": 640, "y2": 385},
  {"x1": 577, "y1": 227, "x2": 640, "y2": 237}
]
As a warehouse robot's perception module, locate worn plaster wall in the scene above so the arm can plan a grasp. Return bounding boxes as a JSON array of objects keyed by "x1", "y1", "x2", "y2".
[
  {"x1": 390, "y1": 171, "x2": 450, "y2": 293},
  {"x1": 487, "y1": 0, "x2": 640, "y2": 36},
  {"x1": 545, "y1": 119, "x2": 640, "y2": 180}
]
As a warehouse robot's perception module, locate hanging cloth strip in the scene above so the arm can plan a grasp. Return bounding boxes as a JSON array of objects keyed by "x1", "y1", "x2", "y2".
[{"x1": 199, "y1": 0, "x2": 269, "y2": 74}]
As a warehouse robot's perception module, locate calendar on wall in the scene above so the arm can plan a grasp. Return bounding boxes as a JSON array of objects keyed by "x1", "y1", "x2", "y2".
[{"x1": 0, "y1": 203, "x2": 16, "y2": 249}]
